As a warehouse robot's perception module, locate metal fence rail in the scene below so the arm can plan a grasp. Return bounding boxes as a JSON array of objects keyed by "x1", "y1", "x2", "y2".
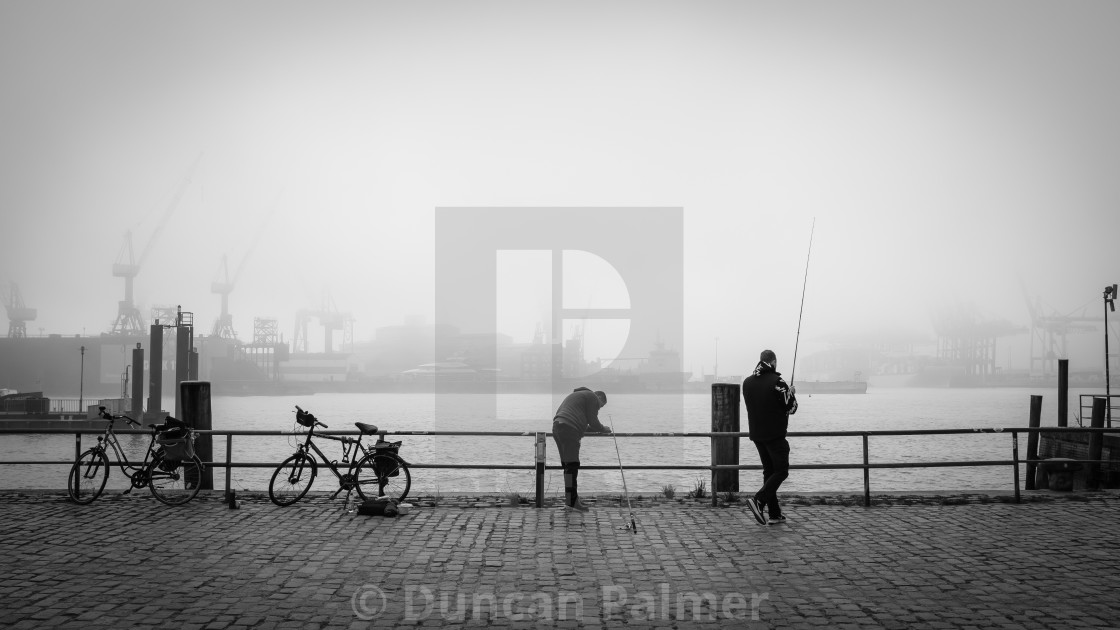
[{"x1": 1, "y1": 426, "x2": 1118, "y2": 507}]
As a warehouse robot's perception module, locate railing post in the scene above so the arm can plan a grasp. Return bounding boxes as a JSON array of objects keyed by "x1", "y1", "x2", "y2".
[
  {"x1": 862, "y1": 434, "x2": 871, "y2": 507},
  {"x1": 534, "y1": 432, "x2": 546, "y2": 508},
  {"x1": 225, "y1": 433, "x2": 233, "y2": 501},
  {"x1": 1026, "y1": 395, "x2": 1042, "y2": 490},
  {"x1": 1012, "y1": 431, "x2": 1021, "y2": 504},
  {"x1": 74, "y1": 433, "x2": 81, "y2": 462}
]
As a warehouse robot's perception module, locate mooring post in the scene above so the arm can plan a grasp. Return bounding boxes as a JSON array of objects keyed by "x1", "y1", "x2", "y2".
[
  {"x1": 711, "y1": 383, "x2": 741, "y2": 503},
  {"x1": 175, "y1": 325, "x2": 191, "y2": 419},
  {"x1": 131, "y1": 343, "x2": 144, "y2": 418},
  {"x1": 534, "y1": 432, "x2": 546, "y2": 508},
  {"x1": 180, "y1": 380, "x2": 214, "y2": 491},
  {"x1": 1088, "y1": 397, "x2": 1106, "y2": 490},
  {"x1": 1026, "y1": 395, "x2": 1042, "y2": 490},
  {"x1": 1058, "y1": 359, "x2": 1069, "y2": 428},
  {"x1": 146, "y1": 323, "x2": 162, "y2": 421}
]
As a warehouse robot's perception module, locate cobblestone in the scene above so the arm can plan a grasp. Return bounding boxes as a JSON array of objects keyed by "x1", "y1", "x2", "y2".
[{"x1": 1, "y1": 491, "x2": 1118, "y2": 628}]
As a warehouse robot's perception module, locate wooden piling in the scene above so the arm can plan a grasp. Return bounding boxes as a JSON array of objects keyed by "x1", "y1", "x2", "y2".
[
  {"x1": 1088, "y1": 397, "x2": 1105, "y2": 490},
  {"x1": 146, "y1": 323, "x2": 162, "y2": 421},
  {"x1": 1025, "y1": 395, "x2": 1042, "y2": 490},
  {"x1": 131, "y1": 344, "x2": 144, "y2": 417},
  {"x1": 1057, "y1": 359, "x2": 1069, "y2": 428},
  {"x1": 174, "y1": 326, "x2": 190, "y2": 419},
  {"x1": 711, "y1": 383, "x2": 740, "y2": 495},
  {"x1": 180, "y1": 380, "x2": 214, "y2": 490}
]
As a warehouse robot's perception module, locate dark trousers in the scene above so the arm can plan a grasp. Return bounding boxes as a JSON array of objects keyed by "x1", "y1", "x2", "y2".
[
  {"x1": 552, "y1": 423, "x2": 582, "y2": 506},
  {"x1": 753, "y1": 437, "x2": 790, "y2": 518}
]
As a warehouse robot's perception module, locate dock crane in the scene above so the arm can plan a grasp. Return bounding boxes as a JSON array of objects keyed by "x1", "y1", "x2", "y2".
[
  {"x1": 210, "y1": 198, "x2": 277, "y2": 340},
  {"x1": 110, "y1": 154, "x2": 202, "y2": 335},
  {"x1": 210, "y1": 255, "x2": 237, "y2": 339},
  {"x1": 1021, "y1": 282, "x2": 1100, "y2": 377},
  {"x1": 2, "y1": 283, "x2": 37, "y2": 338},
  {"x1": 293, "y1": 290, "x2": 353, "y2": 354}
]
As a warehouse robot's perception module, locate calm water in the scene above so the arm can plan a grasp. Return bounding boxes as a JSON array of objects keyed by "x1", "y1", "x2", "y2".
[{"x1": 0, "y1": 387, "x2": 1097, "y2": 494}]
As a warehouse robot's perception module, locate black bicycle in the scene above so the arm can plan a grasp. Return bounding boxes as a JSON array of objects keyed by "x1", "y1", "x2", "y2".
[
  {"x1": 268, "y1": 406, "x2": 411, "y2": 507},
  {"x1": 68, "y1": 406, "x2": 204, "y2": 506}
]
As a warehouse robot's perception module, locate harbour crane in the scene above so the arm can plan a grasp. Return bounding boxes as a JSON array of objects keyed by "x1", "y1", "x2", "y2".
[
  {"x1": 110, "y1": 153, "x2": 202, "y2": 335},
  {"x1": 1020, "y1": 284, "x2": 1100, "y2": 377},
  {"x1": 293, "y1": 290, "x2": 353, "y2": 354},
  {"x1": 210, "y1": 255, "x2": 237, "y2": 339},
  {"x1": 210, "y1": 198, "x2": 276, "y2": 340},
  {"x1": 2, "y1": 282, "x2": 37, "y2": 338}
]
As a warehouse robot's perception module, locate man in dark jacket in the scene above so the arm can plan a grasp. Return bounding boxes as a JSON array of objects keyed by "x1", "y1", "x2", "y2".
[
  {"x1": 742, "y1": 349, "x2": 798, "y2": 525},
  {"x1": 552, "y1": 387, "x2": 610, "y2": 512}
]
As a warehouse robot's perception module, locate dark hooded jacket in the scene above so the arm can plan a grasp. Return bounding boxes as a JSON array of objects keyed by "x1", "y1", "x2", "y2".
[
  {"x1": 742, "y1": 361, "x2": 798, "y2": 442},
  {"x1": 553, "y1": 387, "x2": 608, "y2": 436}
]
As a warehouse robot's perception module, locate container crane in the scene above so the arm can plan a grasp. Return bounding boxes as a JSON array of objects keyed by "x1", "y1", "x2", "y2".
[
  {"x1": 110, "y1": 153, "x2": 202, "y2": 335},
  {"x1": 2, "y1": 283, "x2": 37, "y2": 338}
]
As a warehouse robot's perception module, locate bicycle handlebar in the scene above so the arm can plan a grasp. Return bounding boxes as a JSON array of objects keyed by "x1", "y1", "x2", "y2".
[
  {"x1": 295, "y1": 405, "x2": 328, "y2": 428},
  {"x1": 98, "y1": 405, "x2": 140, "y2": 427}
]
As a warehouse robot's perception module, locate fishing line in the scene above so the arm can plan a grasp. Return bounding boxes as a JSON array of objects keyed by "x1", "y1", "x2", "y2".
[
  {"x1": 790, "y1": 218, "x2": 815, "y2": 387},
  {"x1": 608, "y1": 414, "x2": 637, "y2": 533}
]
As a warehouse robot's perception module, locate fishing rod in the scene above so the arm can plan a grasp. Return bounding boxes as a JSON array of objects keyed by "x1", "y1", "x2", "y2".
[
  {"x1": 607, "y1": 414, "x2": 637, "y2": 533},
  {"x1": 790, "y1": 218, "x2": 815, "y2": 387}
]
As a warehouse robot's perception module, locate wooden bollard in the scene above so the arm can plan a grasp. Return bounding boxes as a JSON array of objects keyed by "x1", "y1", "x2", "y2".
[
  {"x1": 1025, "y1": 395, "x2": 1042, "y2": 490},
  {"x1": 711, "y1": 383, "x2": 740, "y2": 495},
  {"x1": 1088, "y1": 397, "x2": 1105, "y2": 490},
  {"x1": 180, "y1": 380, "x2": 214, "y2": 491},
  {"x1": 1057, "y1": 359, "x2": 1069, "y2": 428},
  {"x1": 131, "y1": 344, "x2": 144, "y2": 418}
]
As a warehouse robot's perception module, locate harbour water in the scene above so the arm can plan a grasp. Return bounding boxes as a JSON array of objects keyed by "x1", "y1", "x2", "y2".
[{"x1": 1, "y1": 387, "x2": 1100, "y2": 495}]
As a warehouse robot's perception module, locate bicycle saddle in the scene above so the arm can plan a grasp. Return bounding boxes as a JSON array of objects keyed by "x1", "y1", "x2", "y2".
[{"x1": 355, "y1": 422, "x2": 379, "y2": 435}]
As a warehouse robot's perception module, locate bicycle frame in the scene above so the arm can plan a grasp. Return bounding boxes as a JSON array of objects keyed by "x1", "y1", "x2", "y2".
[
  {"x1": 89, "y1": 418, "x2": 160, "y2": 482},
  {"x1": 291, "y1": 424, "x2": 405, "y2": 496}
]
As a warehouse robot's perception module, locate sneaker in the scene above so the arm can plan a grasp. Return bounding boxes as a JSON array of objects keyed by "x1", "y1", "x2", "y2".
[
  {"x1": 746, "y1": 497, "x2": 767, "y2": 525},
  {"x1": 568, "y1": 501, "x2": 590, "y2": 512},
  {"x1": 767, "y1": 515, "x2": 787, "y2": 525}
]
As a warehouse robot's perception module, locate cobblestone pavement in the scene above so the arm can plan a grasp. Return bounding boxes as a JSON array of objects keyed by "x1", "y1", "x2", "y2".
[{"x1": 2, "y1": 491, "x2": 1119, "y2": 629}]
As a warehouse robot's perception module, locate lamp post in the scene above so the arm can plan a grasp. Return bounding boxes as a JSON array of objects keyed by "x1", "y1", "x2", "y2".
[
  {"x1": 1105, "y1": 284, "x2": 1117, "y2": 428},
  {"x1": 79, "y1": 345, "x2": 86, "y2": 414}
]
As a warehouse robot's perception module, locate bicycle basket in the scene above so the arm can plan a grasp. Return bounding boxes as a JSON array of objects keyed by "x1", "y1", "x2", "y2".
[
  {"x1": 296, "y1": 410, "x2": 317, "y2": 428},
  {"x1": 157, "y1": 431, "x2": 195, "y2": 460}
]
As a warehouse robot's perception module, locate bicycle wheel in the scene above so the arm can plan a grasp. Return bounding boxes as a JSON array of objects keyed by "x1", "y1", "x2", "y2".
[
  {"x1": 68, "y1": 449, "x2": 109, "y2": 504},
  {"x1": 355, "y1": 453, "x2": 410, "y2": 502},
  {"x1": 148, "y1": 454, "x2": 203, "y2": 506},
  {"x1": 269, "y1": 452, "x2": 316, "y2": 506}
]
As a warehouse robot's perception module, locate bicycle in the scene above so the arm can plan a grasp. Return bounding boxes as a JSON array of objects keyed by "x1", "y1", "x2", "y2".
[
  {"x1": 268, "y1": 406, "x2": 411, "y2": 507},
  {"x1": 67, "y1": 406, "x2": 204, "y2": 506}
]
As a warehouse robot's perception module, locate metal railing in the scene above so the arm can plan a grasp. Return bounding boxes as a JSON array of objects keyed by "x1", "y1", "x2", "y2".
[
  {"x1": 0, "y1": 398, "x2": 130, "y2": 415},
  {"x1": 1079, "y1": 394, "x2": 1119, "y2": 428},
  {"x1": 1, "y1": 426, "x2": 1118, "y2": 507}
]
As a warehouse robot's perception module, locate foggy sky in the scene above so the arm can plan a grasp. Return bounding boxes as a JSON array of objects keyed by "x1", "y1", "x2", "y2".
[{"x1": 2, "y1": 1, "x2": 1119, "y2": 377}]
